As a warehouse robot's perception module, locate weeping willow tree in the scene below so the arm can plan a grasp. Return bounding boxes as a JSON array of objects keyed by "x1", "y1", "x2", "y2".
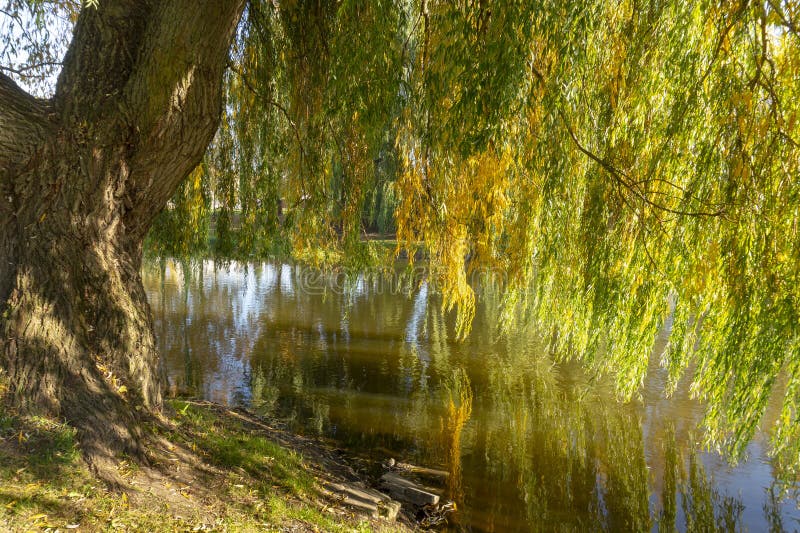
[{"x1": 1, "y1": 0, "x2": 798, "y2": 473}]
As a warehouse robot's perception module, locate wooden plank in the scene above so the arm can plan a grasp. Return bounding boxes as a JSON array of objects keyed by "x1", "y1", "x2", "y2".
[
  {"x1": 379, "y1": 473, "x2": 440, "y2": 506},
  {"x1": 395, "y1": 462, "x2": 450, "y2": 479},
  {"x1": 327, "y1": 482, "x2": 401, "y2": 521}
]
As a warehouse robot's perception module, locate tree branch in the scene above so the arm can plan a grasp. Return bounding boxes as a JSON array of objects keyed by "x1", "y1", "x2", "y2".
[
  {"x1": 0, "y1": 72, "x2": 52, "y2": 176},
  {"x1": 54, "y1": 1, "x2": 154, "y2": 119},
  {"x1": 767, "y1": 0, "x2": 799, "y2": 37},
  {"x1": 122, "y1": 0, "x2": 246, "y2": 238},
  {"x1": 0, "y1": 61, "x2": 64, "y2": 77}
]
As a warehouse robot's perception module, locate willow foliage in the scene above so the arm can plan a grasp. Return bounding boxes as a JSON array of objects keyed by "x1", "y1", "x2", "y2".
[
  {"x1": 22, "y1": 0, "x2": 793, "y2": 471},
  {"x1": 361, "y1": 0, "x2": 796, "y2": 471}
]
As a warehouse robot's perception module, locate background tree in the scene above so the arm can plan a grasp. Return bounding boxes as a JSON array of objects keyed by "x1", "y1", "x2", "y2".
[{"x1": 2, "y1": 0, "x2": 799, "y2": 477}]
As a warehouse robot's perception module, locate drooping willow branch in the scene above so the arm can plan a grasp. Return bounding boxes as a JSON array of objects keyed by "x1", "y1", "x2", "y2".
[
  {"x1": 529, "y1": 63, "x2": 728, "y2": 219},
  {"x1": 227, "y1": 60, "x2": 321, "y2": 207}
]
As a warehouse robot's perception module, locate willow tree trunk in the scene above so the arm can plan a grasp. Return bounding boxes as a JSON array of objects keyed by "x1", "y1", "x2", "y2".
[{"x1": 0, "y1": 0, "x2": 244, "y2": 466}]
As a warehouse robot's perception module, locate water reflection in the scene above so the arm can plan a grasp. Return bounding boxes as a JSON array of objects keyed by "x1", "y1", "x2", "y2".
[{"x1": 143, "y1": 259, "x2": 800, "y2": 532}]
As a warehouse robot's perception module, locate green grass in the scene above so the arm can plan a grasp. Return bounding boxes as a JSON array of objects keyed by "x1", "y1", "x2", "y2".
[
  {"x1": 168, "y1": 400, "x2": 317, "y2": 498},
  {"x1": 0, "y1": 401, "x2": 406, "y2": 532}
]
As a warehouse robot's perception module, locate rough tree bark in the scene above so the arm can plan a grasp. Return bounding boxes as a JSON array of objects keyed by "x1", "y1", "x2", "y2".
[{"x1": 0, "y1": 0, "x2": 245, "y2": 468}]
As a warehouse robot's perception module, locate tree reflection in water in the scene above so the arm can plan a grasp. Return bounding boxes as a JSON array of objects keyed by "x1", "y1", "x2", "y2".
[{"x1": 143, "y1": 259, "x2": 799, "y2": 532}]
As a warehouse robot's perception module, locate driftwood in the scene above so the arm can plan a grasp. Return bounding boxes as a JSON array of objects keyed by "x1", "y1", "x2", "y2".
[
  {"x1": 327, "y1": 481, "x2": 402, "y2": 521},
  {"x1": 379, "y1": 472, "x2": 440, "y2": 506},
  {"x1": 394, "y1": 461, "x2": 449, "y2": 479}
]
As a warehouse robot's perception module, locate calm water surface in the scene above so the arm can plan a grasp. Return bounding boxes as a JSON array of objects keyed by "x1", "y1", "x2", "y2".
[{"x1": 143, "y1": 259, "x2": 800, "y2": 532}]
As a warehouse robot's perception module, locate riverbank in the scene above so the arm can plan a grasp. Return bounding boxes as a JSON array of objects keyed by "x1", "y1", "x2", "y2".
[{"x1": 0, "y1": 399, "x2": 413, "y2": 532}]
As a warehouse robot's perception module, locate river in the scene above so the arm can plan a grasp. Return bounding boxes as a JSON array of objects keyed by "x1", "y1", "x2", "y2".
[{"x1": 143, "y1": 259, "x2": 799, "y2": 532}]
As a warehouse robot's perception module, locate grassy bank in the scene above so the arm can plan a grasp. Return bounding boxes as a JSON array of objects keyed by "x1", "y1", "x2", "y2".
[{"x1": 0, "y1": 400, "x2": 409, "y2": 532}]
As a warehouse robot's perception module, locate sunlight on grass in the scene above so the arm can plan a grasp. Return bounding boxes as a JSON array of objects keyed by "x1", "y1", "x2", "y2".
[{"x1": 0, "y1": 401, "x2": 404, "y2": 532}]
